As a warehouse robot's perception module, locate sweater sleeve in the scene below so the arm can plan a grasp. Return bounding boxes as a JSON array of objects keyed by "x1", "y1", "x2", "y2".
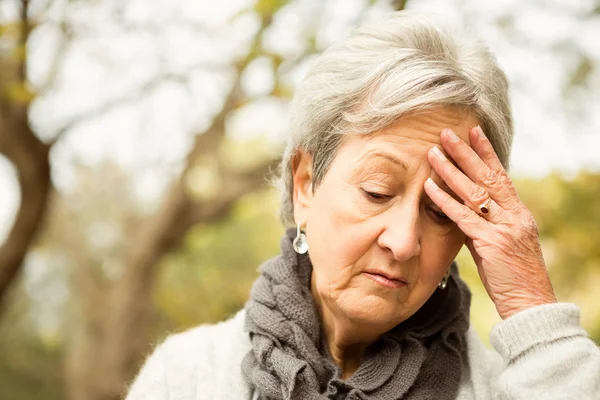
[
  {"x1": 125, "y1": 341, "x2": 170, "y2": 400},
  {"x1": 123, "y1": 319, "x2": 235, "y2": 400},
  {"x1": 489, "y1": 302, "x2": 600, "y2": 400}
]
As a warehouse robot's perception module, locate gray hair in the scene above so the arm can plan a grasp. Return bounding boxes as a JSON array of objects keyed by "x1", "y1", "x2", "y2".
[{"x1": 274, "y1": 10, "x2": 514, "y2": 227}]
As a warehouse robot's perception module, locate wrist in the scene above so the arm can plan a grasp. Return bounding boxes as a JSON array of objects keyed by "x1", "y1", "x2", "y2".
[{"x1": 497, "y1": 292, "x2": 558, "y2": 320}]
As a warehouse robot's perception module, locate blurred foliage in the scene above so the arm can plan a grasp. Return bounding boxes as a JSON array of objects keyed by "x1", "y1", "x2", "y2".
[
  {"x1": 152, "y1": 190, "x2": 283, "y2": 332},
  {"x1": 3, "y1": 81, "x2": 35, "y2": 105},
  {"x1": 521, "y1": 172, "x2": 600, "y2": 342},
  {"x1": 1, "y1": 171, "x2": 600, "y2": 399},
  {"x1": 0, "y1": 287, "x2": 64, "y2": 400},
  {"x1": 459, "y1": 171, "x2": 600, "y2": 344}
]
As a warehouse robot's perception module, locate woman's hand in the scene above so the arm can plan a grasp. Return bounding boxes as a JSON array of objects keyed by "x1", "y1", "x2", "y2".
[{"x1": 424, "y1": 126, "x2": 557, "y2": 320}]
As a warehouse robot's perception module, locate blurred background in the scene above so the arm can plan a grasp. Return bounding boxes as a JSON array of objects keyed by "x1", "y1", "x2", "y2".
[{"x1": 0, "y1": 0, "x2": 599, "y2": 399}]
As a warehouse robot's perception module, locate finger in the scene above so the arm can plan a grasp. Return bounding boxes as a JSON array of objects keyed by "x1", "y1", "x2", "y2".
[
  {"x1": 428, "y1": 146, "x2": 505, "y2": 224},
  {"x1": 465, "y1": 238, "x2": 483, "y2": 268},
  {"x1": 469, "y1": 126, "x2": 504, "y2": 172},
  {"x1": 424, "y1": 177, "x2": 489, "y2": 239},
  {"x1": 440, "y1": 128, "x2": 517, "y2": 209},
  {"x1": 466, "y1": 239, "x2": 489, "y2": 290},
  {"x1": 469, "y1": 126, "x2": 519, "y2": 198}
]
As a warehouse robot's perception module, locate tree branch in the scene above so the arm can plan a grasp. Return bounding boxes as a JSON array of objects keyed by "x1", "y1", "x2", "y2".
[
  {"x1": 0, "y1": 0, "x2": 52, "y2": 315},
  {"x1": 187, "y1": 159, "x2": 278, "y2": 225}
]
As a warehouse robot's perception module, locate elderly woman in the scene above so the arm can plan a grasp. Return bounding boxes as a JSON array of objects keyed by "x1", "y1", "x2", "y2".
[{"x1": 126, "y1": 10, "x2": 600, "y2": 400}]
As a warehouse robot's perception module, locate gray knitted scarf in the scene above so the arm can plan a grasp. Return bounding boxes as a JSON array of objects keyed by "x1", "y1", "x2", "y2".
[{"x1": 242, "y1": 228, "x2": 471, "y2": 400}]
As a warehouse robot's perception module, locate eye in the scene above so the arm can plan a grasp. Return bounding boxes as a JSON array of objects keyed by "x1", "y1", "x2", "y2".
[
  {"x1": 428, "y1": 206, "x2": 452, "y2": 224},
  {"x1": 362, "y1": 190, "x2": 391, "y2": 203}
]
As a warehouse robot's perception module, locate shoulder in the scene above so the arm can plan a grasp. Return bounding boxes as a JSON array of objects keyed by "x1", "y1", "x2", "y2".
[
  {"x1": 126, "y1": 309, "x2": 252, "y2": 400},
  {"x1": 160, "y1": 308, "x2": 249, "y2": 362}
]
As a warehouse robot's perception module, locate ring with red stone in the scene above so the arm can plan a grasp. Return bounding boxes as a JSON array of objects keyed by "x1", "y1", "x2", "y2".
[{"x1": 478, "y1": 198, "x2": 492, "y2": 216}]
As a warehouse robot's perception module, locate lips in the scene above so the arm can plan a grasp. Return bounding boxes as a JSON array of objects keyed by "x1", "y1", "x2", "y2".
[{"x1": 362, "y1": 269, "x2": 407, "y2": 289}]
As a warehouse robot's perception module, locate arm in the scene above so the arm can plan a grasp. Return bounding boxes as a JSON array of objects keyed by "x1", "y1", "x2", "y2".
[
  {"x1": 426, "y1": 126, "x2": 599, "y2": 399},
  {"x1": 125, "y1": 341, "x2": 170, "y2": 400},
  {"x1": 489, "y1": 303, "x2": 600, "y2": 400}
]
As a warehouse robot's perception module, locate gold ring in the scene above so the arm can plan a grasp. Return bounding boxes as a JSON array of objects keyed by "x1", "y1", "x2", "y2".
[{"x1": 478, "y1": 198, "x2": 492, "y2": 215}]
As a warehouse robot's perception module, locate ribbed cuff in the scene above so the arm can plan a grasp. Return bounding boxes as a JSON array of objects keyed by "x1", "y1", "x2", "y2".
[{"x1": 490, "y1": 303, "x2": 588, "y2": 361}]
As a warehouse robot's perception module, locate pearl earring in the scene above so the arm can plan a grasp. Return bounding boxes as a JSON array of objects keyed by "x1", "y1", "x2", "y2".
[
  {"x1": 438, "y1": 269, "x2": 450, "y2": 290},
  {"x1": 292, "y1": 223, "x2": 309, "y2": 254}
]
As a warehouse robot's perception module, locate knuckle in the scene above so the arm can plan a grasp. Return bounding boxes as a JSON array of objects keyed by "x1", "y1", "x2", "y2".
[
  {"x1": 456, "y1": 205, "x2": 473, "y2": 220},
  {"x1": 500, "y1": 172, "x2": 514, "y2": 186},
  {"x1": 480, "y1": 168, "x2": 499, "y2": 187},
  {"x1": 521, "y1": 214, "x2": 539, "y2": 236},
  {"x1": 482, "y1": 145, "x2": 495, "y2": 158},
  {"x1": 441, "y1": 194, "x2": 455, "y2": 208},
  {"x1": 468, "y1": 184, "x2": 488, "y2": 203},
  {"x1": 483, "y1": 144, "x2": 501, "y2": 163},
  {"x1": 498, "y1": 171, "x2": 517, "y2": 190}
]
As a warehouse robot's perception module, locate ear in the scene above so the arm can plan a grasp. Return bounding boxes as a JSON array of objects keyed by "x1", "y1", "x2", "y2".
[{"x1": 291, "y1": 149, "x2": 313, "y2": 224}]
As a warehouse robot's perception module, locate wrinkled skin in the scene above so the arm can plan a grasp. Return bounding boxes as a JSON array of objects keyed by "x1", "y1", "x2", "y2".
[
  {"x1": 425, "y1": 124, "x2": 556, "y2": 320},
  {"x1": 291, "y1": 108, "x2": 556, "y2": 377}
]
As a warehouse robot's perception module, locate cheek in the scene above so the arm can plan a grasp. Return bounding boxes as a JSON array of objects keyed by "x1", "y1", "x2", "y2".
[
  {"x1": 419, "y1": 231, "x2": 465, "y2": 282},
  {"x1": 305, "y1": 185, "x2": 375, "y2": 288}
]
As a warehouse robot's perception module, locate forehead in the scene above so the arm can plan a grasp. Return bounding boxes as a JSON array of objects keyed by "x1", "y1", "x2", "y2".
[
  {"x1": 340, "y1": 108, "x2": 479, "y2": 166},
  {"x1": 372, "y1": 108, "x2": 477, "y2": 146}
]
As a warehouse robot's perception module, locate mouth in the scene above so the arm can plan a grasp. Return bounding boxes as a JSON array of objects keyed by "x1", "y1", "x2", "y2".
[{"x1": 362, "y1": 270, "x2": 407, "y2": 289}]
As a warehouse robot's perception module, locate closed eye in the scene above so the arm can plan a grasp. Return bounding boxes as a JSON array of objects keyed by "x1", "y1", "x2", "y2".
[
  {"x1": 363, "y1": 190, "x2": 392, "y2": 203},
  {"x1": 428, "y1": 206, "x2": 452, "y2": 224}
]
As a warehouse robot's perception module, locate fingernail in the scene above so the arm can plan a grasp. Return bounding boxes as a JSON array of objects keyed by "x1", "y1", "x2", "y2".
[
  {"x1": 476, "y1": 125, "x2": 486, "y2": 140},
  {"x1": 425, "y1": 177, "x2": 439, "y2": 189},
  {"x1": 446, "y1": 129, "x2": 459, "y2": 141},
  {"x1": 431, "y1": 146, "x2": 446, "y2": 160}
]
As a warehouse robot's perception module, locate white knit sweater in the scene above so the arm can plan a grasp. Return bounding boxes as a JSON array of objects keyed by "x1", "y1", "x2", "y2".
[{"x1": 125, "y1": 303, "x2": 600, "y2": 400}]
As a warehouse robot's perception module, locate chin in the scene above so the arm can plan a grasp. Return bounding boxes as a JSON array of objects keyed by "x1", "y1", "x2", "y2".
[{"x1": 337, "y1": 292, "x2": 404, "y2": 327}]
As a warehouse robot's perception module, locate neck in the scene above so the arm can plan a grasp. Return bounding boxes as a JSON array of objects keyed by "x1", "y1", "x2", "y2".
[{"x1": 310, "y1": 272, "x2": 384, "y2": 379}]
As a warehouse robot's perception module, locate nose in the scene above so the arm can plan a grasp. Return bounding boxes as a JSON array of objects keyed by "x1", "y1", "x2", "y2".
[{"x1": 377, "y1": 201, "x2": 421, "y2": 262}]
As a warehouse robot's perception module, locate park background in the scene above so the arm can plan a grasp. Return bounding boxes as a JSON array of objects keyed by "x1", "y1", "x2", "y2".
[{"x1": 0, "y1": 0, "x2": 599, "y2": 399}]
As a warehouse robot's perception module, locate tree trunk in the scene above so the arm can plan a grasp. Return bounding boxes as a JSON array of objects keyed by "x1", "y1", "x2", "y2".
[
  {"x1": 0, "y1": 0, "x2": 52, "y2": 317},
  {"x1": 0, "y1": 107, "x2": 52, "y2": 315}
]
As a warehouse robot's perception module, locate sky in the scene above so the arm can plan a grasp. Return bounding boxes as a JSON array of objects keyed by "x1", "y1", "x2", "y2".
[{"x1": 1, "y1": 0, "x2": 599, "y2": 246}]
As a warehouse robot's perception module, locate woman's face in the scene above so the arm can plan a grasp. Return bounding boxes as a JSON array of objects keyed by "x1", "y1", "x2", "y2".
[{"x1": 293, "y1": 108, "x2": 478, "y2": 332}]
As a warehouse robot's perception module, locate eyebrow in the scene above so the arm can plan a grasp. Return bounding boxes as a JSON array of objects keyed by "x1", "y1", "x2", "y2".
[
  {"x1": 359, "y1": 152, "x2": 410, "y2": 170},
  {"x1": 358, "y1": 150, "x2": 462, "y2": 201}
]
